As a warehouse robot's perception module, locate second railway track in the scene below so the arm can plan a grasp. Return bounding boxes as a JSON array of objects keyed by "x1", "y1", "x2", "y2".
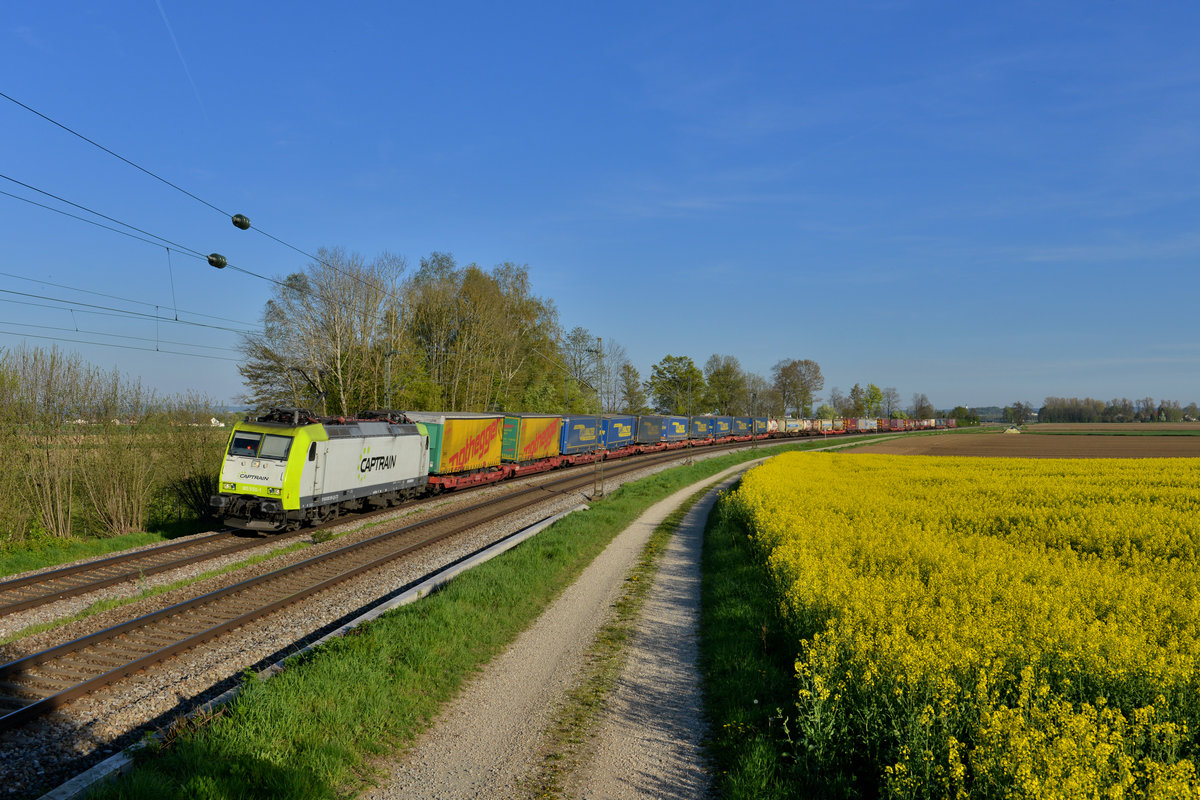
[{"x1": 0, "y1": 528, "x2": 311, "y2": 619}]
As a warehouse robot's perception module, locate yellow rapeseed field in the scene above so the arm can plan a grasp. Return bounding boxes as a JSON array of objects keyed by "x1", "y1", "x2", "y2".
[{"x1": 728, "y1": 452, "x2": 1200, "y2": 799}]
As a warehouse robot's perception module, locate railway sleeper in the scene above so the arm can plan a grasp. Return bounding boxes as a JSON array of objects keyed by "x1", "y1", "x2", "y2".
[
  {"x1": 37, "y1": 666, "x2": 99, "y2": 682},
  {"x1": 19, "y1": 674, "x2": 79, "y2": 691},
  {"x1": 0, "y1": 680, "x2": 48, "y2": 698}
]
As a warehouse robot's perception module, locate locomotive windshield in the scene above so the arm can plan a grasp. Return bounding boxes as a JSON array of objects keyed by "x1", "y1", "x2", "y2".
[{"x1": 228, "y1": 432, "x2": 293, "y2": 460}]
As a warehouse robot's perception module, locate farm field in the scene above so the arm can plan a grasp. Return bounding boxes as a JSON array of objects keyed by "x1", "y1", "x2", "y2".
[
  {"x1": 852, "y1": 430, "x2": 1200, "y2": 458},
  {"x1": 1030, "y1": 423, "x2": 1200, "y2": 435},
  {"x1": 727, "y1": 452, "x2": 1200, "y2": 798}
]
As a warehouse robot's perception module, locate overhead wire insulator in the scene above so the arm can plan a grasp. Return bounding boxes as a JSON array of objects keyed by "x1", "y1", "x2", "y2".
[
  {"x1": 231, "y1": 214, "x2": 251, "y2": 230},
  {"x1": 207, "y1": 253, "x2": 228, "y2": 269}
]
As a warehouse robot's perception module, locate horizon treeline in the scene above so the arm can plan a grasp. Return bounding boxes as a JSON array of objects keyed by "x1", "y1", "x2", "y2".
[{"x1": 1038, "y1": 396, "x2": 1199, "y2": 423}]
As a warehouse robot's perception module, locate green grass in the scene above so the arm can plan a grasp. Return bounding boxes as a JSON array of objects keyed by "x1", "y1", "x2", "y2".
[
  {"x1": 0, "y1": 531, "x2": 170, "y2": 579},
  {"x1": 699, "y1": 495, "x2": 806, "y2": 799},
  {"x1": 86, "y1": 441, "x2": 834, "y2": 800}
]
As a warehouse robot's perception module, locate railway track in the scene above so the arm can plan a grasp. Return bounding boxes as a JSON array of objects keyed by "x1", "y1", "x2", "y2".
[
  {"x1": 0, "y1": 528, "x2": 310, "y2": 619},
  {"x1": 0, "y1": 447, "x2": 685, "y2": 732}
]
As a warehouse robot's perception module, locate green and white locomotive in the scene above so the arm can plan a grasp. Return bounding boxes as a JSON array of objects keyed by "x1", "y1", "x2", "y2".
[{"x1": 211, "y1": 409, "x2": 429, "y2": 531}]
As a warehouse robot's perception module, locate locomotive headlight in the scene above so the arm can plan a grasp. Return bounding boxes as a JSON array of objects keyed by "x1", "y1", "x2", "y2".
[
  {"x1": 267, "y1": 487, "x2": 281, "y2": 496},
  {"x1": 222, "y1": 481, "x2": 236, "y2": 491}
]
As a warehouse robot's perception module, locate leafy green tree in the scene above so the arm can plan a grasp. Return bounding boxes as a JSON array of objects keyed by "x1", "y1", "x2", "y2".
[
  {"x1": 703, "y1": 354, "x2": 746, "y2": 414},
  {"x1": 646, "y1": 355, "x2": 705, "y2": 415},
  {"x1": 848, "y1": 384, "x2": 866, "y2": 416},
  {"x1": 1004, "y1": 401, "x2": 1033, "y2": 425},
  {"x1": 865, "y1": 383, "x2": 884, "y2": 417},
  {"x1": 771, "y1": 358, "x2": 823, "y2": 416},
  {"x1": 618, "y1": 362, "x2": 649, "y2": 414},
  {"x1": 816, "y1": 403, "x2": 837, "y2": 419},
  {"x1": 949, "y1": 405, "x2": 980, "y2": 426}
]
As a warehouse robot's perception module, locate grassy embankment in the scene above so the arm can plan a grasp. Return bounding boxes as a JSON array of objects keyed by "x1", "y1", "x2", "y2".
[
  {"x1": 699, "y1": 493, "x2": 803, "y2": 799},
  {"x1": 86, "y1": 438, "x2": 855, "y2": 800}
]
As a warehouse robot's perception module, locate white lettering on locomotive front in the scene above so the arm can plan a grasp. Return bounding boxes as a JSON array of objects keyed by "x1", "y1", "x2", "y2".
[{"x1": 359, "y1": 455, "x2": 397, "y2": 473}]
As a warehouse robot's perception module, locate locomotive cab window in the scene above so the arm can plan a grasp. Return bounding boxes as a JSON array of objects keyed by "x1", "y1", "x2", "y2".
[
  {"x1": 229, "y1": 432, "x2": 261, "y2": 457},
  {"x1": 258, "y1": 434, "x2": 293, "y2": 460},
  {"x1": 228, "y1": 432, "x2": 292, "y2": 460}
]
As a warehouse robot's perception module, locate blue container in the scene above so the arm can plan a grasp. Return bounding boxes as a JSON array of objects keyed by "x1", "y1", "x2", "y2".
[
  {"x1": 664, "y1": 415, "x2": 689, "y2": 441},
  {"x1": 559, "y1": 415, "x2": 604, "y2": 455},
  {"x1": 602, "y1": 415, "x2": 636, "y2": 449},
  {"x1": 709, "y1": 416, "x2": 733, "y2": 436},
  {"x1": 732, "y1": 417, "x2": 752, "y2": 435},
  {"x1": 689, "y1": 417, "x2": 713, "y2": 439},
  {"x1": 753, "y1": 417, "x2": 769, "y2": 434},
  {"x1": 635, "y1": 415, "x2": 665, "y2": 444}
]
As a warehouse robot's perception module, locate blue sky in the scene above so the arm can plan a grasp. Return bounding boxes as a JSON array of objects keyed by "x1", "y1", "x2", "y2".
[{"x1": 2, "y1": 1, "x2": 1198, "y2": 410}]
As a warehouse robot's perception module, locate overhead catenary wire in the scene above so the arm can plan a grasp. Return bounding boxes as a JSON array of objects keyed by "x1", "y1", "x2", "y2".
[
  {"x1": 0, "y1": 90, "x2": 392, "y2": 299},
  {"x1": 0, "y1": 289, "x2": 258, "y2": 337},
  {"x1": 6, "y1": 318, "x2": 241, "y2": 354},
  {"x1": 0, "y1": 328, "x2": 242, "y2": 362},
  {"x1": 0, "y1": 176, "x2": 393, "y2": 325},
  {"x1": 0, "y1": 270, "x2": 250, "y2": 328}
]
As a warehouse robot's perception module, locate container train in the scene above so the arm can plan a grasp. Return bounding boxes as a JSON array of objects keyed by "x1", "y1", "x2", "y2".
[{"x1": 210, "y1": 407, "x2": 956, "y2": 531}]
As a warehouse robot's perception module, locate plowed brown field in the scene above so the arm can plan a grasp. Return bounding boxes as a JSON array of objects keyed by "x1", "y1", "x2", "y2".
[{"x1": 851, "y1": 431, "x2": 1200, "y2": 458}]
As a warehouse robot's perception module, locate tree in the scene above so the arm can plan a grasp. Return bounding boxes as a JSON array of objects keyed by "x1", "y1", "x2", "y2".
[
  {"x1": 745, "y1": 372, "x2": 772, "y2": 416},
  {"x1": 1004, "y1": 401, "x2": 1033, "y2": 425},
  {"x1": 239, "y1": 249, "x2": 562, "y2": 415},
  {"x1": 865, "y1": 383, "x2": 884, "y2": 417},
  {"x1": 560, "y1": 326, "x2": 602, "y2": 411},
  {"x1": 595, "y1": 339, "x2": 631, "y2": 413},
  {"x1": 618, "y1": 362, "x2": 649, "y2": 414},
  {"x1": 646, "y1": 355, "x2": 705, "y2": 415},
  {"x1": 882, "y1": 387, "x2": 901, "y2": 417},
  {"x1": 771, "y1": 358, "x2": 824, "y2": 417},
  {"x1": 949, "y1": 405, "x2": 980, "y2": 426},
  {"x1": 828, "y1": 386, "x2": 848, "y2": 416},
  {"x1": 911, "y1": 392, "x2": 936, "y2": 420},
  {"x1": 238, "y1": 247, "x2": 409, "y2": 415},
  {"x1": 703, "y1": 354, "x2": 746, "y2": 414},
  {"x1": 848, "y1": 384, "x2": 867, "y2": 416},
  {"x1": 815, "y1": 403, "x2": 837, "y2": 419}
]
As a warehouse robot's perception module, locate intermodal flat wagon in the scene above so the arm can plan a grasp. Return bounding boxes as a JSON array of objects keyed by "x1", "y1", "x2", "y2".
[
  {"x1": 708, "y1": 416, "x2": 733, "y2": 437},
  {"x1": 635, "y1": 415, "x2": 666, "y2": 444},
  {"x1": 501, "y1": 414, "x2": 561, "y2": 463},
  {"x1": 602, "y1": 415, "x2": 636, "y2": 449},
  {"x1": 560, "y1": 414, "x2": 604, "y2": 454},
  {"x1": 404, "y1": 412, "x2": 504, "y2": 474},
  {"x1": 664, "y1": 415, "x2": 689, "y2": 441}
]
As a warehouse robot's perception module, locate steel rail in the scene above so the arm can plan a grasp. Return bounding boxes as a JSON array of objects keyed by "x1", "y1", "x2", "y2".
[
  {"x1": 0, "y1": 448, "x2": 692, "y2": 731},
  {"x1": 0, "y1": 529, "x2": 312, "y2": 617}
]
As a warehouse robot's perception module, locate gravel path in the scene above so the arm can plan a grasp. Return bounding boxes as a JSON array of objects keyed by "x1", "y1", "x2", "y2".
[
  {"x1": 568, "y1": 474, "x2": 741, "y2": 800},
  {"x1": 363, "y1": 460, "x2": 761, "y2": 800}
]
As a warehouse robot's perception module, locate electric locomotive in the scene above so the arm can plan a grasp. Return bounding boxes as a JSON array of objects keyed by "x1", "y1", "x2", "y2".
[{"x1": 210, "y1": 408, "x2": 428, "y2": 531}]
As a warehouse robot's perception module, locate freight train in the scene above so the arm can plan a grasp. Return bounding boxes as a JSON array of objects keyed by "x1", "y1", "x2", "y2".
[{"x1": 210, "y1": 407, "x2": 956, "y2": 531}]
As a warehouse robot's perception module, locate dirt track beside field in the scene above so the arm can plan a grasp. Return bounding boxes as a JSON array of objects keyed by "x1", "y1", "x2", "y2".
[{"x1": 851, "y1": 432, "x2": 1200, "y2": 458}]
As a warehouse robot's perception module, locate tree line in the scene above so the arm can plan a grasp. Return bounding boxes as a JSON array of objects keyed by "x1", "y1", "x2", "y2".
[
  {"x1": 1035, "y1": 396, "x2": 1199, "y2": 423},
  {"x1": 237, "y1": 247, "x2": 970, "y2": 425}
]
